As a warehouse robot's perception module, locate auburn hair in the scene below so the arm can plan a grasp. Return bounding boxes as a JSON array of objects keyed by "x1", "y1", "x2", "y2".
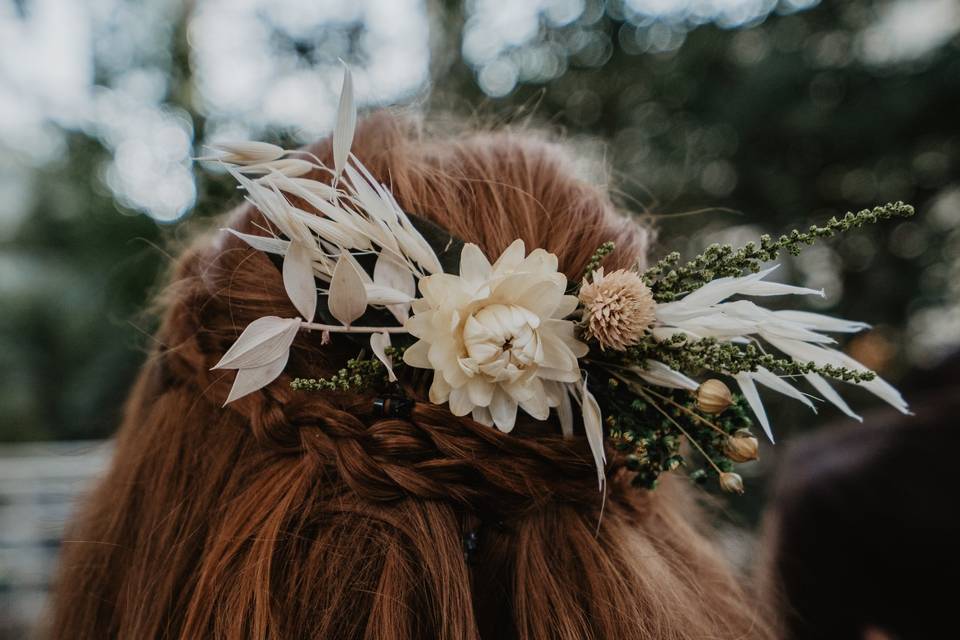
[{"x1": 48, "y1": 113, "x2": 771, "y2": 639}]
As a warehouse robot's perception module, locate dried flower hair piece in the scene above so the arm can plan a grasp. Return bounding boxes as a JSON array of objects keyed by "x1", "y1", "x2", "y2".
[{"x1": 205, "y1": 65, "x2": 914, "y2": 494}]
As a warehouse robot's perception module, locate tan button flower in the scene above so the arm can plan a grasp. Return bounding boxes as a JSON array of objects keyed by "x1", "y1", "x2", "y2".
[{"x1": 578, "y1": 268, "x2": 656, "y2": 351}]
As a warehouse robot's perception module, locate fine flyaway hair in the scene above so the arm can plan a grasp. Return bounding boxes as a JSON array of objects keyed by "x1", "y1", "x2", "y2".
[{"x1": 47, "y1": 112, "x2": 772, "y2": 639}]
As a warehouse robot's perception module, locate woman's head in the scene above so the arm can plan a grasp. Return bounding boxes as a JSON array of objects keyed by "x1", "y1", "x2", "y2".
[{"x1": 50, "y1": 113, "x2": 768, "y2": 639}]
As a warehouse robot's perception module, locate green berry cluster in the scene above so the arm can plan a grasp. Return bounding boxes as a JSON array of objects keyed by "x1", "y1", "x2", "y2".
[{"x1": 622, "y1": 334, "x2": 875, "y2": 383}]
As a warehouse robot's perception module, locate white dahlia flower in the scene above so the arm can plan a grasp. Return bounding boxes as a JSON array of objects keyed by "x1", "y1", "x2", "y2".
[{"x1": 403, "y1": 240, "x2": 588, "y2": 432}]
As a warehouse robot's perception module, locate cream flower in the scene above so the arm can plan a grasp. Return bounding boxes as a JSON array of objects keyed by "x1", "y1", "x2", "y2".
[{"x1": 403, "y1": 240, "x2": 588, "y2": 432}]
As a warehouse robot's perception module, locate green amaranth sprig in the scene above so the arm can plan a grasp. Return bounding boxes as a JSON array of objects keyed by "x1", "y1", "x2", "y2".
[
  {"x1": 291, "y1": 346, "x2": 405, "y2": 392},
  {"x1": 622, "y1": 335, "x2": 876, "y2": 383},
  {"x1": 581, "y1": 241, "x2": 615, "y2": 281},
  {"x1": 642, "y1": 202, "x2": 914, "y2": 302}
]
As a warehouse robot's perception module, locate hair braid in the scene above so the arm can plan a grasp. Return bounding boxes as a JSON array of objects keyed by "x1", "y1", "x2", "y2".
[{"x1": 240, "y1": 386, "x2": 611, "y2": 516}]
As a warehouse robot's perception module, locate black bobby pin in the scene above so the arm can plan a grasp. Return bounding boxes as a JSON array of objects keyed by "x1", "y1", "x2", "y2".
[
  {"x1": 372, "y1": 395, "x2": 414, "y2": 419},
  {"x1": 463, "y1": 530, "x2": 480, "y2": 565}
]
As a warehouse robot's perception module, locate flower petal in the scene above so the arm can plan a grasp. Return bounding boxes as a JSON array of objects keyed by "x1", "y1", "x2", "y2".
[
  {"x1": 519, "y1": 380, "x2": 550, "y2": 421},
  {"x1": 491, "y1": 239, "x2": 526, "y2": 275},
  {"x1": 542, "y1": 319, "x2": 589, "y2": 358},
  {"x1": 429, "y1": 373, "x2": 452, "y2": 404},
  {"x1": 467, "y1": 377, "x2": 495, "y2": 407},
  {"x1": 472, "y1": 405, "x2": 493, "y2": 426},
  {"x1": 460, "y1": 243, "x2": 493, "y2": 289},
  {"x1": 448, "y1": 386, "x2": 475, "y2": 417},
  {"x1": 551, "y1": 294, "x2": 580, "y2": 319},
  {"x1": 489, "y1": 387, "x2": 519, "y2": 432},
  {"x1": 402, "y1": 339, "x2": 431, "y2": 369}
]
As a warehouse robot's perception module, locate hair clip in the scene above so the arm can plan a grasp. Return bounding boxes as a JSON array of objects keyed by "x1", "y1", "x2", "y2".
[
  {"x1": 372, "y1": 395, "x2": 414, "y2": 419},
  {"x1": 463, "y1": 529, "x2": 480, "y2": 565}
]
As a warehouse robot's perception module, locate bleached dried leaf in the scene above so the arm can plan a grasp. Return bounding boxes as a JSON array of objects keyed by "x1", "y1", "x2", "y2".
[
  {"x1": 291, "y1": 208, "x2": 360, "y2": 248},
  {"x1": 282, "y1": 240, "x2": 318, "y2": 322},
  {"x1": 344, "y1": 251, "x2": 373, "y2": 285},
  {"x1": 224, "y1": 350, "x2": 290, "y2": 404},
  {"x1": 328, "y1": 254, "x2": 368, "y2": 326},
  {"x1": 333, "y1": 64, "x2": 356, "y2": 178},
  {"x1": 365, "y1": 284, "x2": 414, "y2": 306},
  {"x1": 208, "y1": 141, "x2": 284, "y2": 165},
  {"x1": 226, "y1": 228, "x2": 290, "y2": 255},
  {"x1": 230, "y1": 169, "x2": 309, "y2": 245},
  {"x1": 750, "y1": 366, "x2": 817, "y2": 413},
  {"x1": 212, "y1": 317, "x2": 301, "y2": 370},
  {"x1": 370, "y1": 332, "x2": 396, "y2": 382},
  {"x1": 374, "y1": 252, "x2": 416, "y2": 322},
  {"x1": 581, "y1": 380, "x2": 606, "y2": 491},
  {"x1": 238, "y1": 158, "x2": 315, "y2": 177},
  {"x1": 557, "y1": 383, "x2": 574, "y2": 438},
  {"x1": 265, "y1": 176, "x2": 337, "y2": 201},
  {"x1": 735, "y1": 373, "x2": 774, "y2": 443},
  {"x1": 805, "y1": 372, "x2": 863, "y2": 422},
  {"x1": 630, "y1": 360, "x2": 700, "y2": 391}
]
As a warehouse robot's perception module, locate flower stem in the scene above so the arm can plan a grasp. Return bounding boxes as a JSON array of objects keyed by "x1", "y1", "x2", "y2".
[
  {"x1": 633, "y1": 387, "x2": 724, "y2": 476},
  {"x1": 641, "y1": 385, "x2": 729, "y2": 437},
  {"x1": 301, "y1": 322, "x2": 408, "y2": 334}
]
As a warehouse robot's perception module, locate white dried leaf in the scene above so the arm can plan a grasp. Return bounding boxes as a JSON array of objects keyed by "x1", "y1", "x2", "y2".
[
  {"x1": 805, "y1": 372, "x2": 863, "y2": 422},
  {"x1": 580, "y1": 379, "x2": 606, "y2": 491},
  {"x1": 370, "y1": 332, "x2": 396, "y2": 382},
  {"x1": 333, "y1": 64, "x2": 356, "y2": 178},
  {"x1": 364, "y1": 284, "x2": 414, "y2": 306},
  {"x1": 557, "y1": 383, "x2": 574, "y2": 438},
  {"x1": 208, "y1": 141, "x2": 284, "y2": 165},
  {"x1": 238, "y1": 158, "x2": 315, "y2": 177},
  {"x1": 373, "y1": 252, "x2": 416, "y2": 322},
  {"x1": 226, "y1": 228, "x2": 290, "y2": 255},
  {"x1": 328, "y1": 254, "x2": 368, "y2": 326},
  {"x1": 265, "y1": 176, "x2": 337, "y2": 201},
  {"x1": 344, "y1": 251, "x2": 373, "y2": 285},
  {"x1": 630, "y1": 360, "x2": 699, "y2": 391},
  {"x1": 750, "y1": 366, "x2": 817, "y2": 413},
  {"x1": 224, "y1": 350, "x2": 290, "y2": 404},
  {"x1": 291, "y1": 208, "x2": 359, "y2": 248},
  {"x1": 735, "y1": 373, "x2": 774, "y2": 443},
  {"x1": 282, "y1": 240, "x2": 317, "y2": 322},
  {"x1": 212, "y1": 317, "x2": 301, "y2": 370}
]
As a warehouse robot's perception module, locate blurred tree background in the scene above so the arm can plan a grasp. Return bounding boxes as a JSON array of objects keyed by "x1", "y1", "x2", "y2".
[{"x1": 1, "y1": 0, "x2": 958, "y2": 446}]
